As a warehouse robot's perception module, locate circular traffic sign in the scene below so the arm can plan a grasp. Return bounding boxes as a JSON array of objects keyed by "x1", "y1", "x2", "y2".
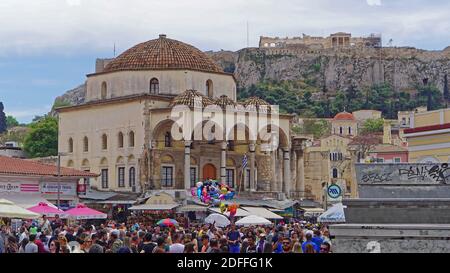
[{"x1": 327, "y1": 184, "x2": 342, "y2": 199}]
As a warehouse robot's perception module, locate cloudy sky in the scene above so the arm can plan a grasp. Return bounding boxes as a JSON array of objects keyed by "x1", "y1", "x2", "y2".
[{"x1": 1, "y1": 0, "x2": 449, "y2": 123}]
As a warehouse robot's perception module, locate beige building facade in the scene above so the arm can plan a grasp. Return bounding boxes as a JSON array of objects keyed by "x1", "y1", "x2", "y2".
[{"x1": 57, "y1": 35, "x2": 308, "y2": 202}]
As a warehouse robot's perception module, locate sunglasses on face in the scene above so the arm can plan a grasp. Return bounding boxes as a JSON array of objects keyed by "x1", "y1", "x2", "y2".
[{"x1": 282, "y1": 242, "x2": 290, "y2": 245}]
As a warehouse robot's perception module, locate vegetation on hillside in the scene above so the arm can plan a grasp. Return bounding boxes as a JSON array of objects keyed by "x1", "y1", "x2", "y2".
[
  {"x1": 238, "y1": 80, "x2": 447, "y2": 119},
  {"x1": 361, "y1": 118, "x2": 385, "y2": 134}
]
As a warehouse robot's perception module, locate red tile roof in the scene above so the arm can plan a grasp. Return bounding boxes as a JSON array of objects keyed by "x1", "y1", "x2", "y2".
[
  {"x1": 0, "y1": 156, "x2": 98, "y2": 177},
  {"x1": 102, "y1": 35, "x2": 224, "y2": 74},
  {"x1": 404, "y1": 123, "x2": 450, "y2": 134}
]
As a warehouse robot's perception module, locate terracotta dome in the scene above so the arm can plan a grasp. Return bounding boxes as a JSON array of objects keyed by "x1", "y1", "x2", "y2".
[
  {"x1": 242, "y1": 97, "x2": 272, "y2": 112},
  {"x1": 103, "y1": 34, "x2": 223, "y2": 74},
  {"x1": 333, "y1": 111, "x2": 355, "y2": 121},
  {"x1": 170, "y1": 89, "x2": 215, "y2": 108},
  {"x1": 215, "y1": 95, "x2": 237, "y2": 109}
]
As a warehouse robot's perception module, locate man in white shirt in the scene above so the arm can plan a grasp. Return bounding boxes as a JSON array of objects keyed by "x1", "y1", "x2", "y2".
[{"x1": 168, "y1": 233, "x2": 185, "y2": 253}]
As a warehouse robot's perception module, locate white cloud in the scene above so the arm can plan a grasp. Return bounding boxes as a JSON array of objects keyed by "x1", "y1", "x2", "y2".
[
  {"x1": 5, "y1": 106, "x2": 51, "y2": 120},
  {"x1": 366, "y1": 0, "x2": 381, "y2": 6},
  {"x1": 0, "y1": 0, "x2": 448, "y2": 55}
]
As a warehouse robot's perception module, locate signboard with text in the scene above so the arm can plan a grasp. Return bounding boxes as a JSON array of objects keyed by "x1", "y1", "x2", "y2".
[
  {"x1": 40, "y1": 182, "x2": 77, "y2": 196},
  {"x1": 0, "y1": 182, "x2": 39, "y2": 193}
]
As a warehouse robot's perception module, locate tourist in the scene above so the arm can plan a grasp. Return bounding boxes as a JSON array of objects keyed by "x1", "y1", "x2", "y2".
[
  {"x1": 39, "y1": 215, "x2": 51, "y2": 234},
  {"x1": 110, "y1": 230, "x2": 123, "y2": 253},
  {"x1": 208, "y1": 238, "x2": 221, "y2": 253},
  {"x1": 5, "y1": 236, "x2": 18, "y2": 253},
  {"x1": 320, "y1": 242, "x2": 331, "y2": 253},
  {"x1": 49, "y1": 239, "x2": 60, "y2": 253},
  {"x1": 89, "y1": 243, "x2": 104, "y2": 253},
  {"x1": 281, "y1": 238, "x2": 292, "y2": 253},
  {"x1": 184, "y1": 242, "x2": 196, "y2": 253},
  {"x1": 302, "y1": 232, "x2": 319, "y2": 253},
  {"x1": 245, "y1": 235, "x2": 257, "y2": 253},
  {"x1": 152, "y1": 236, "x2": 166, "y2": 253},
  {"x1": 227, "y1": 224, "x2": 240, "y2": 253},
  {"x1": 200, "y1": 234, "x2": 210, "y2": 253},
  {"x1": 312, "y1": 229, "x2": 324, "y2": 247},
  {"x1": 169, "y1": 232, "x2": 185, "y2": 253},
  {"x1": 19, "y1": 238, "x2": 29, "y2": 253},
  {"x1": 140, "y1": 233, "x2": 156, "y2": 253},
  {"x1": 24, "y1": 234, "x2": 38, "y2": 253}
]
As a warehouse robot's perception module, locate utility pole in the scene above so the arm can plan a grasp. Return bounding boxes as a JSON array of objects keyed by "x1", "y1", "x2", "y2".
[{"x1": 57, "y1": 153, "x2": 61, "y2": 209}]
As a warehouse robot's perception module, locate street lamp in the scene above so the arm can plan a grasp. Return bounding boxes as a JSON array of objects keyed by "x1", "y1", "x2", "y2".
[{"x1": 57, "y1": 152, "x2": 68, "y2": 210}]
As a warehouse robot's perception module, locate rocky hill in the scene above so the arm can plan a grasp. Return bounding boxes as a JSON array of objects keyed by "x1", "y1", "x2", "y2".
[
  {"x1": 55, "y1": 46, "x2": 450, "y2": 109},
  {"x1": 208, "y1": 46, "x2": 450, "y2": 93}
]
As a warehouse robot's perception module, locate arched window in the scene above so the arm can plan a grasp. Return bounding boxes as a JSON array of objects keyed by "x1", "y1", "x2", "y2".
[
  {"x1": 339, "y1": 127, "x2": 343, "y2": 135},
  {"x1": 83, "y1": 137, "x2": 88, "y2": 152},
  {"x1": 348, "y1": 127, "x2": 352, "y2": 135},
  {"x1": 101, "y1": 82, "x2": 107, "y2": 99},
  {"x1": 164, "y1": 132, "x2": 172, "y2": 147},
  {"x1": 206, "y1": 80, "x2": 213, "y2": 98},
  {"x1": 332, "y1": 168, "x2": 338, "y2": 178},
  {"x1": 129, "y1": 131, "x2": 135, "y2": 147},
  {"x1": 68, "y1": 138, "x2": 73, "y2": 153},
  {"x1": 129, "y1": 167, "x2": 136, "y2": 188},
  {"x1": 150, "y1": 78, "x2": 159, "y2": 94},
  {"x1": 118, "y1": 132, "x2": 124, "y2": 148},
  {"x1": 102, "y1": 134, "x2": 108, "y2": 150}
]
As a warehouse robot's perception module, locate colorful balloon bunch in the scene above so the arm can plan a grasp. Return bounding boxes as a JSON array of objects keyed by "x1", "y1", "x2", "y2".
[{"x1": 191, "y1": 180, "x2": 235, "y2": 205}]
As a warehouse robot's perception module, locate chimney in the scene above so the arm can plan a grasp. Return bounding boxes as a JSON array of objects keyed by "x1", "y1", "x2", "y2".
[
  {"x1": 383, "y1": 120, "x2": 392, "y2": 144},
  {"x1": 159, "y1": 34, "x2": 167, "y2": 39}
]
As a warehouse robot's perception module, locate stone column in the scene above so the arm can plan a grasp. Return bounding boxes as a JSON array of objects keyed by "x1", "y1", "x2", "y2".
[
  {"x1": 283, "y1": 148, "x2": 291, "y2": 198},
  {"x1": 184, "y1": 141, "x2": 192, "y2": 190},
  {"x1": 278, "y1": 148, "x2": 284, "y2": 192},
  {"x1": 220, "y1": 141, "x2": 227, "y2": 184},
  {"x1": 296, "y1": 150, "x2": 305, "y2": 198},
  {"x1": 270, "y1": 150, "x2": 277, "y2": 192},
  {"x1": 249, "y1": 141, "x2": 256, "y2": 192}
]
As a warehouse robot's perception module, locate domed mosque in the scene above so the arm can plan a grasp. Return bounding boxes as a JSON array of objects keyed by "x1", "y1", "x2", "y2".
[{"x1": 57, "y1": 35, "x2": 300, "y2": 202}]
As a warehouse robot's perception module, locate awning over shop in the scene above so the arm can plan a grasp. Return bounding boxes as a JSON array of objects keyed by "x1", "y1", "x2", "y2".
[
  {"x1": 128, "y1": 204, "x2": 180, "y2": 211},
  {"x1": 177, "y1": 204, "x2": 209, "y2": 213},
  {"x1": 209, "y1": 207, "x2": 250, "y2": 217},
  {"x1": 0, "y1": 193, "x2": 57, "y2": 209},
  {"x1": 300, "y1": 207, "x2": 325, "y2": 217},
  {"x1": 241, "y1": 207, "x2": 283, "y2": 220}
]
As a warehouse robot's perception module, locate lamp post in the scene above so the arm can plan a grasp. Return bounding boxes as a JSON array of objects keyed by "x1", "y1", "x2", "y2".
[{"x1": 56, "y1": 152, "x2": 67, "y2": 210}]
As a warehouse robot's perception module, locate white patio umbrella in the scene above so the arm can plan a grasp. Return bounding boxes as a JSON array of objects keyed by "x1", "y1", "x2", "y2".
[
  {"x1": 205, "y1": 213, "x2": 231, "y2": 227},
  {"x1": 235, "y1": 215, "x2": 272, "y2": 226},
  {"x1": 0, "y1": 199, "x2": 40, "y2": 219}
]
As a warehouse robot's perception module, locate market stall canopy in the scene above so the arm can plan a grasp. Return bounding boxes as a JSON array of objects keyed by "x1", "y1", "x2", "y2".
[
  {"x1": 235, "y1": 215, "x2": 272, "y2": 226},
  {"x1": 241, "y1": 207, "x2": 283, "y2": 220},
  {"x1": 204, "y1": 213, "x2": 231, "y2": 227},
  {"x1": 0, "y1": 199, "x2": 40, "y2": 219},
  {"x1": 176, "y1": 204, "x2": 209, "y2": 213},
  {"x1": 65, "y1": 204, "x2": 107, "y2": 220},
  {"x1": 0, "y1": 193, "x2": 57, "y2": 209},
  {"x1": 27, "y1": 202, "x2": 67, "y2": 218},
  {"x1": 301, "y1": 207, "x2": 325, "y2": 217},
  {"x1": 209, "y1": 207, "x2": 250, "y2": 217},
  {"x1": 318, "y1": 203, "x2": 346, "y2": 223},
  {"x1": 128, "y1": 204, "x2": 179, "y2": 211}
]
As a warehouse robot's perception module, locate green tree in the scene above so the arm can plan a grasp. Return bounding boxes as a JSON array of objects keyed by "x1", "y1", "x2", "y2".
[
  {"x1": 295, "y1": 119, "x2": 330, "y2": 139},
  {"x1": 416, "y1": 85, "x2": 444, "y2": 111},
  {"x1": 6, "y1": 115, "x2": 19, "y2": 128},
  {"x1": 0, "y1": 102, "x2": 6, "y2": 134},
  {"x1": 361, "y1": 118, "x2": 384, "y2": 134},
  {"x1": 23, "y1": 116, "x2": 58, "y2": 158}
]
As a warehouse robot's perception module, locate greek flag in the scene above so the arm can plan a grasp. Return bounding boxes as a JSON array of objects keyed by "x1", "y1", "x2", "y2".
[{"x1": 242, "y1": 154, "x2": 248, "y2": 169}]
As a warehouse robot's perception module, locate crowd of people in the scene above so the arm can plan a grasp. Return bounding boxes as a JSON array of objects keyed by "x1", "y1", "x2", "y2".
[{"x1": 0, "y1": 214, "x2": 332, "y2": 254}]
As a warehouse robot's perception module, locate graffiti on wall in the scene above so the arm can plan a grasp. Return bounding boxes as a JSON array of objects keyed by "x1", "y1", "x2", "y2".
[{"x1": 357, "y1": 163, "x2": 450, "y2": 184}]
